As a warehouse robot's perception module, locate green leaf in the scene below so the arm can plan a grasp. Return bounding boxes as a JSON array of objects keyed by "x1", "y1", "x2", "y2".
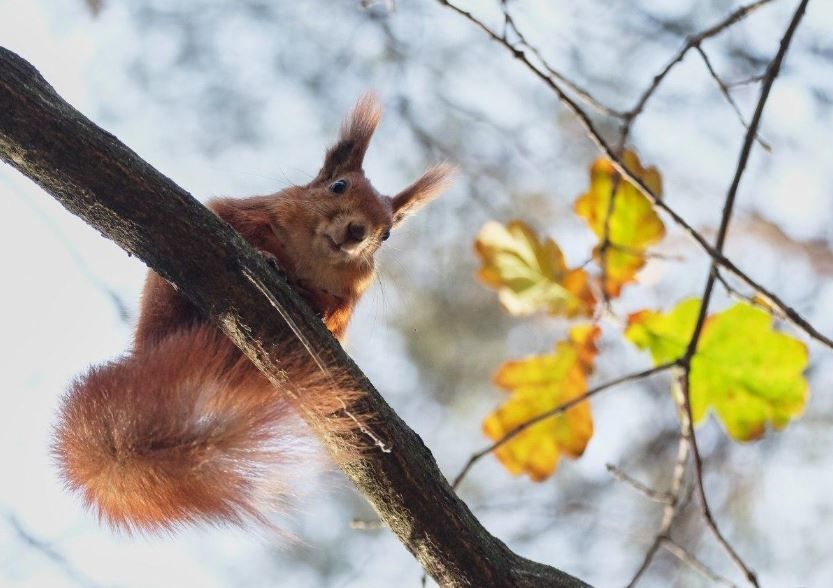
[{"x1": 626, "y1": 299, "x2": 809, "y2": 441}]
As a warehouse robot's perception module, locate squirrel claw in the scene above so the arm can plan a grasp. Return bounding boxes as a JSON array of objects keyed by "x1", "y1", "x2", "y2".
[{"x1": 261, "y1": 251, "x2": 286, "y2": 276}]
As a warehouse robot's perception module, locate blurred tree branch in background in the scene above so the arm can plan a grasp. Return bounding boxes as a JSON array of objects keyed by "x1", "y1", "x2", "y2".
[
  {"x1": 83, "y1": 0, "x2": 102, "y2": 17},
  {"x1": 5, "y1": 513, "x2": 99, "y2": 588}
]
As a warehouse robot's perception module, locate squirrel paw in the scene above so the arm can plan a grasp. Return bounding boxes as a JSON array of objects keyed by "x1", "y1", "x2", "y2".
[{"x1": 260, "y1": 250, "x2": 286, "y2": 277}]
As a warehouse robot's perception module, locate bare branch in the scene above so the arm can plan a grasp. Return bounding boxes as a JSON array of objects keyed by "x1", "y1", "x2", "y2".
[
  {"x1": 606, "y1": 463, "x2": 673, "y2": 504},
  {"x1": 663, "y1": 538, "x2": 739, "y2": 588},
  {"x1": 625, "y1": 421, "x2": 690, "y2": 588},
  {"x1": 727, "y1": 73, "x2": 768, "y2": 88},
  {"x1": 608, "y1": 243, "x2": 685, "y2": 263},
  {"x1": 622, "y1": 0, "x2": 776, "y2": 135},
  {"x1": 696, "y1": 46, "x2": 771, "y2": 151},
  {"x1": 719, "y1": 253, "x2": 833, "y2": 349},
  {"x1": 498, "y1": 4, "x2": 623, "y2": 118},
  {"x1": 677, "y1": 375, "x2": 758, "y2": 587},
  {"x1": 593, "y1": 2, "x2": 775, "y2": 299},
  {"x1": 715, "y1": 270, "x2": 787, "y2": 319}
]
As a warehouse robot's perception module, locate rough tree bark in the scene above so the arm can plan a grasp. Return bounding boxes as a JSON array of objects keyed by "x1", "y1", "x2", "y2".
[{"x1": 0, "y1": 47, "x2": 589, "y2": 587}]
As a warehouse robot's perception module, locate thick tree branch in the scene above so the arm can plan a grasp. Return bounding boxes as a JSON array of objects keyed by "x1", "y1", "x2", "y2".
[{"x1": 0, "y1": 47, "x2": 587, "y2": 588}]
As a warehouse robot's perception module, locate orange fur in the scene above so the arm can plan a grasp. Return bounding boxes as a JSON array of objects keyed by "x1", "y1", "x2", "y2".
[
  {"x1": 56, "y1": 327, "x2": 294, "y2": 531},
  {"x1": 53, "y1": 94, "x2": 453, "y2": 532}
]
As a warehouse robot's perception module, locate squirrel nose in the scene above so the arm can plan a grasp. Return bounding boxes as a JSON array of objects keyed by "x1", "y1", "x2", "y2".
[{"x1": 347, "y1": 223, "x2": 367, "y2": 242}]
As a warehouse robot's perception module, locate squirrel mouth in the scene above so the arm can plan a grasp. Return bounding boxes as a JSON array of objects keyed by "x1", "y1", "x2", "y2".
[
  {"x1": 324, "y1": 234, "x2": 350, "y2": 256},
  {"x1": 324, "y1": 235, "x2": 341, "y2": 250}
]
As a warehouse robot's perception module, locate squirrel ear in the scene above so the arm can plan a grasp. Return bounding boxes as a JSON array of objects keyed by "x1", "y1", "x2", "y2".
[
  {"x1": 391, "y1": 163, "x2": 455, "y2": 227},
  {"x1": 314, "y1": 93, "x2": 382, "y2": 183}
]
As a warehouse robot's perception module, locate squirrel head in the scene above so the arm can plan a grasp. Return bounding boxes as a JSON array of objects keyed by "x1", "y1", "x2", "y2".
[{"x1": 273, "y1": 94, "x2": 454, "y2": 275}]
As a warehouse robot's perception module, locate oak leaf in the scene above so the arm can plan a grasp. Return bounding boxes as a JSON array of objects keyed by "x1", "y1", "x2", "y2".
[
  {"x1": 626, "y1": 299, "x2": 809, "y2": 441},
  {"x1": 475, "y1": 220, "x2": 596, "y2": 318},
  {"x1": 574, "y1": 150, "x2": 665, "y2": 297},
  {"x1": 483, "y1": 325, "x2": 599, "y2": 481}
]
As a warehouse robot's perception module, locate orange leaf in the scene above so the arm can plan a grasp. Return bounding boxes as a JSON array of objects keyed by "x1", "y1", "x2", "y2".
[
  {"x1": 574, "y1": 150, "x2": 665, "y2": 297},
  {"x1": 483, "y1": 325, "x2": 599, "y2": 481}
]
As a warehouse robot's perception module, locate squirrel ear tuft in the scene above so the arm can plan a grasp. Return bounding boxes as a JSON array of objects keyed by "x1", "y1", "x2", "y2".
[
  {"x1": 314, "y1": 93, "x2": 382, "y2": 183},
  {"x1": 391, "y1": 162, "x2": 456, "y2": 227}
]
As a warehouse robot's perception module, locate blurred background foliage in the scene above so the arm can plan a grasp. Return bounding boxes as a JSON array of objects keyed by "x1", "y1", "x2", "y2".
[{"x1": 1, "y1": 0, "x2": 832, "y2": 586}]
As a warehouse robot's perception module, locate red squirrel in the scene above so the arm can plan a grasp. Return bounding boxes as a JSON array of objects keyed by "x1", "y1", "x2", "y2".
[{"x1": 53, "y1": 94, "x2": 453, "y2": 532}]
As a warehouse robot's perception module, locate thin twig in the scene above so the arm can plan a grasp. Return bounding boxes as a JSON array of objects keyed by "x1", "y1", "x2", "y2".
[
  {"x1": 715, "y1": 270, "x2": 787, "y2": 319},
  {"x1": 627, "y1": 539, "x2": 663, "y2": 588},
  {"x1": 727, "y1": 72, "x2": 768, "y2": 88},
  {"x1": 452, "y1": 362, "x2": 676, "y2": 490},
  {"x1": 622, "y1": 0, "x2": 776, "y2": 135},
  {"x1": 608, "y1": 243, "x2": 685, "y2": 262},
  {"x1": 718, "y1": 250, "x2": 833, "y2": 348},
  {"x1": 678, "y1": 376, "x2": 758, "y2": 587},
  {"x1": 678, "y1": 3, "x2": 810, "y2": 585},
  {"x1": 697, "y1": 0, "x2": 776, "y2": 38},
  {"x1": 715, "y1": 269, "x2": 760, "y2": 306},
  {"x1": 499, "y1": 5, "x2": 624, "y2": 118},
  {"x1": 663, "y1": 538, "x2": 739, "y2": 588},
  {"x1": 626, "y1": 417, "x2": 690, "y2": 588},
  {"x1": 696, "y1": 45, "x2": 772, "y2": 151},
  {"x1": 606, "y1": 464, "x2": 673, "y2": 504}
]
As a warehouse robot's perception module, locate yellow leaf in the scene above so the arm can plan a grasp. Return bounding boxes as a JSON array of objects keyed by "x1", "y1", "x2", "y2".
[
  {"x1": 574, "y1": 150, "x2": 665, "y2": 297},
  {"x1": 474, "y1": 220, "x2": 596, "y2": 318},
  {"x1": 483, "y1": 325, "x2": 599, "y2": 481},
  {"x1": 626, "y1": 299, "x2": 809, "y2": 441}
]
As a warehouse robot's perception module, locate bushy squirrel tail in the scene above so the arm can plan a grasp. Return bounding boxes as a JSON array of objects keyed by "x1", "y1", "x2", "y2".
[{"x1": 53, "y1": 325, "x2": 363, "y2": 533}]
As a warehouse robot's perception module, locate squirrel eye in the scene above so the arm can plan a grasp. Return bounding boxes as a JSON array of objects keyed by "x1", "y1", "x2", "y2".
[
  {"x1": 381, "y1": 230, "x2": 391, "y2": 241},
  {"x1": 329, "y1": 179, "x2": 348, "y2": 194}
]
